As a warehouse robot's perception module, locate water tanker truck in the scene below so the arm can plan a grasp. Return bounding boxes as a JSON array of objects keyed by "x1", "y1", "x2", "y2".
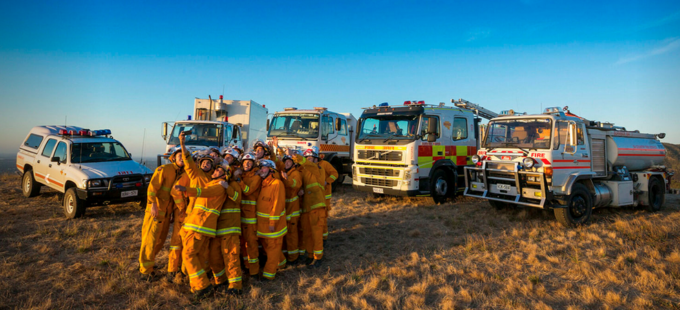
[{"x1": 464, "y1": 106, "x2": 668, "y2": 227}]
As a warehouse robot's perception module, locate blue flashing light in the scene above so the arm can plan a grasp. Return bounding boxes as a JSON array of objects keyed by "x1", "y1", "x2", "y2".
[
  {"x1": 188, "y1": 115, "x2": 192, "y2": 120},
  {"x1": 379, "y1": 102, "x2": 389, "y2": 107}
]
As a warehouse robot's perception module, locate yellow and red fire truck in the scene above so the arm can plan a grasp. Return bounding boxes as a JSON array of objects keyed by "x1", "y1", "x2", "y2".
[{"x1": 352, "y1": 99, "x2": 498, "y2": 204}]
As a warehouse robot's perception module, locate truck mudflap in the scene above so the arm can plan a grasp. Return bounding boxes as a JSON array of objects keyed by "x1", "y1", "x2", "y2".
[{"x1": 464, "y1": 160, "x2": 553, "y2": 209}]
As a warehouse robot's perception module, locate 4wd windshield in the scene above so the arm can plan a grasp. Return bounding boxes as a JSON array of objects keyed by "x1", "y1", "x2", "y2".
[
  {"x1": 168, "y1": 123, "x2": 223, "y2": 147},
  {"x1": 267, "y1": 113, "x2": 320, "y2": 139},
  {"x1": 484, "y1": 118, "x2": 552, "y2": 149},
  {"x1": 357, "y1": 115, "x2": 419, "y2": 141},
  {"x1": 71, "y1": 142, "x2": 131, "y2": 163}
]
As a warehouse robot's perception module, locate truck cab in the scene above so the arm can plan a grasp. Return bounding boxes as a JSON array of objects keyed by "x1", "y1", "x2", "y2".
[
  {"x1": 352, "y1": 101, "x2": 480, "y2": 203},
  {"x1": 266, "y1": 107, "x2": 357, "y2": 183},
  {"x1": 159, "y1": 96, "x2": 268, "y2": 165},
  {"x1": 16, "y1": 126, "x2": 153, "y2": 218}
]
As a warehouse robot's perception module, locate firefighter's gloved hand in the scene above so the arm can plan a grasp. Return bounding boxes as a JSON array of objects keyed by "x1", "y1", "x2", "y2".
[
  {"x1": 219, "y1": 180, "x2": 229, "y2": 189},
  {"x1": 174, "y1": 185, "x2": 186, "y2": 192},
  {"x1": 150, "y1": 202, "x2": 159, "y2": 218},
  {"x1": 298, "y1": 189, "x2": 304, "y2": 196}
]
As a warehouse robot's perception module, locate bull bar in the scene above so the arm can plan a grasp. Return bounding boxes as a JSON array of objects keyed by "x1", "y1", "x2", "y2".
[{"x1": 463, "y1": 160, "x2": 552, "y2": 209}]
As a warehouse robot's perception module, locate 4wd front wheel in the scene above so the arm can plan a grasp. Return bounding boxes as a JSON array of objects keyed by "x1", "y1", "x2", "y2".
[
  {"x1": 63, "y1": 188, "x2": 87, "y2": 219},
  {"x1": 554, "y1": 183, "x2": 592, "y2": 227},
  {"x1": 22, "y1": 171, "x2": 41, "y2": 198}
]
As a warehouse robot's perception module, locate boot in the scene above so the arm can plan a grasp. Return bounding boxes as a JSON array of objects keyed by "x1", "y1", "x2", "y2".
[
  {"x1": 139, "y1": 272, "x2": 157, "y2": 282},
  {"x1": 192, "y1": 285, "x2": 214, "y2": 302},
  {"x1": 226, "y1": 288, "x2": 243, "y2": 296},
  {"x1": 307, "y1": 257, "x2": 325, "y2": 269}
]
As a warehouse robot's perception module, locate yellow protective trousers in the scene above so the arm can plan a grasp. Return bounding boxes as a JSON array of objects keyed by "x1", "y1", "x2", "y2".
[
  {"x1": 139, "y1": 211, "x2": 171, "y2": 274},
  {"x1": 283, "y1": 217, "x2": 300, "y2": 262},
  {"x1": 241, "y1": 223, "x2": 260, "y2": 276},
  {"x1": 167, "y1": 208, "x2": 185, "y2": 273},
  {"x1": 260, "y1": 237, "x2": 284, "y2": 280},
  {"x1": 208, "y1": 234, "x2": 243, "y2": 289},
  {"x1": 301, "y1": 208, "x2": 326, "y2": 260},
  {"x1": 323, "y1": 196, "x2": 330, "y2": 240},
  {"x1": 180, "y1": 229, "x2": 212, "y2": 292}
]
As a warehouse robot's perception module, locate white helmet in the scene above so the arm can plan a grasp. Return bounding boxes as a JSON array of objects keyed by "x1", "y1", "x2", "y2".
[{"x1": 259, "y1": 159, "x2": 277, "y2": 171}]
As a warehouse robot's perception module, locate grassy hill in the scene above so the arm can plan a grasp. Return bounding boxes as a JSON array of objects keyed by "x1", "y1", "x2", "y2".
[{"x1": 663, "y1": 143, "x2": 680, "y2": 189}]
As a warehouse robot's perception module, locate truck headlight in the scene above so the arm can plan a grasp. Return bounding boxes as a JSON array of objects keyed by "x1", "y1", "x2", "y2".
[
  {"x1": 87, "y1": 179, "x2": 108, "y2": 187},
  {"x1": 471, "y1": 155, "x2": 480, "y2": 164},
  {"x1": 404, "y1": 170, "x2": 411, "y2": 180},
  {"x1": 523, "y1": 157, "x2": 535, "y2": 169},
  {"x1": 352, "y1": 166, "x2": 358, "y2": 182}
]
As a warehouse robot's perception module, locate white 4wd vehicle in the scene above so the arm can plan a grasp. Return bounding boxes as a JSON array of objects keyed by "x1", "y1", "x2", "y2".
[{"x1": 16, "y1": 126, "x2": 153, "y2": 218}]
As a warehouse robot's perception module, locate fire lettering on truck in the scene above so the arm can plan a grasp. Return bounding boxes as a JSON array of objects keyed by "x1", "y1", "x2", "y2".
[
  {"x1": 530, "y1": 153, "x2": 545, "y2": 158},
  {"x1": 118, "y1": 171, "x2": 133, "y2": 175}
]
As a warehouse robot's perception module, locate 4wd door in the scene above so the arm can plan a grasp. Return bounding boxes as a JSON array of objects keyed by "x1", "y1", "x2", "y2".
[
  {"x1": 33, "y1": 138, "x2": 58, "y2": 187},
  {"x1": 45, "y1": 141, "x2": 69, "y2": 191}
]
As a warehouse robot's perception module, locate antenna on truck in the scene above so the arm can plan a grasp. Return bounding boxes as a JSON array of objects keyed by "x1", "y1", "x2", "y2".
[{"x1": 140, "y1": 128, "x2": 146, "y2": 165}]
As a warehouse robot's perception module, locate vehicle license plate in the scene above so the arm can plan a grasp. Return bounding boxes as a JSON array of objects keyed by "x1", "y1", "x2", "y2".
[
  {"x1": 373, "y1": 187, "x2": 384, "y2": 194},
  {"x1": 496, "y1": 184, "x2": 511, "y2": 191},
  {"x1": 121, "y1": 190, "x2": 138, "y2": 198}
]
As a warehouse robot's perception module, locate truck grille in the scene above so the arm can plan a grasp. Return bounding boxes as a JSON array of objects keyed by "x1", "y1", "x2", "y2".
[
  {"x1": 360, "y1": 168, "x2": 400, "y2": 177},
  {"x1": 362, "y1": 178, "x2": 397, "y2": 187},
  {"x1": 357, "y1": 150, "x2": 403, "y2": 161},
  {"x1": 110, "y1": 175, "x2": 144, "y2": 189}
]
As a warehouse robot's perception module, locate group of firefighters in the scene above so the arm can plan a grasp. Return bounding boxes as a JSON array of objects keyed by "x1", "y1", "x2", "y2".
[{"x1": 138, "y1": 131, "x2": 338, "y2": 300}]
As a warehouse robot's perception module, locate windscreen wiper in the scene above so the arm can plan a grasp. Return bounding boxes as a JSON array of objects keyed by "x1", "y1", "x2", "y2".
[{"x1": 382, "y1": 134, "x2": 398, "y2": 143}]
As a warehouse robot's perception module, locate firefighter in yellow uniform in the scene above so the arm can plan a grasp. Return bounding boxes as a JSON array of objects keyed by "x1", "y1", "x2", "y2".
[
  {"x1": 295, "y1": 149, "x2": 327, "y2": 267},
  {"x1": 318, "y1": 155, "x2": 338, "y2": 241},
  {"x1": 237, "y1": 153, "x2": 262, "y2": 277},
  {"x1": 178, "y1": 168, "x2": 243, "y2": 296},
  {"x1": 256, "y1": 159, "x2": 287, "y2": 280},
  {"x1": 280, "y1": 154, "x2": 303, "y2": 264},
  {"x1": 167, "y1": 149, "x2": 190, "y2": 280},
  {"x1": 177, "y1": 132, "x2": 222, "y2": 300},
  {"x1": 139, "y1": 148, "x2": 183, "y2": 280}
]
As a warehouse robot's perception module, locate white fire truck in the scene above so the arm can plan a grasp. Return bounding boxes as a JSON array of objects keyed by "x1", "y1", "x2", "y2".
[
  {"x1": 159, "y1": 96, "x2": 268, "y2": 165},
  {"x1": 464, "y1": 106, "x2": 668, "y2": 226},
  {"x1": 267, "y1": 107, "x2": 357, "y2": 183},
  {"x1": 352, "y1": 99, "x2": 498, "y2": 203}
]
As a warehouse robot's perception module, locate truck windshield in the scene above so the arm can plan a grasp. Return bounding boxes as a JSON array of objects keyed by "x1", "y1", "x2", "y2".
[
  {"x1": 357, "y1": 115, "x2": 419, "y2": 141},
  {"x1": 267, "y1": 113, "x2": 320, "y2": 139},
  {"x1": 168, "y1": 123, "x2": 223, "y2": 147},
  {"x1": 484, "y1": 118, "x2": 552, "y2": 149},
  {"x1": 71, "y1": 142, "x2": 131, "y2": 163}
]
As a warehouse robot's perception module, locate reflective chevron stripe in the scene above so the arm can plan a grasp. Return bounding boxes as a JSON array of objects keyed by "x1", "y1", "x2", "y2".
[
  {"x1": 241, "y1": 217, "x2": 256, "y2": 224},
  {"x1": 228, "y1": 276, "x2": 242, "y2": 283},
  {"x1": 263, "y1": 271, "x2": 276, "y2": 279},
  {"x1": 286, "y1": 210, "x2": 301, "y2": 221},
  {"x1": 189, "y1": 269, "x2": 205, "y2": 278},
  {"x1": 325, "y1": 194, "x2": 331, "y2": 199},
  {"x1": 196, "y1": 187, "x2": 202, "y2": 197},
  {"x1": 242, "y1": 185, "x2": 250, "y2": 194},
  {"x1": 310, "y1": 202, "x2": 326, "y2": 210},
  {"x1": 330, "y1": 175, "x2": 337, "y2": 180},
  {"x1": 230, "y1": 191, "x2": 239, "y2": 201},
  {"x1": 216, "y1": 227, "x2": 241, "y2": 235},
  {"x1": 221, "y1": 208, "x2": 240, "y2": 214},
  {"x1": 257, "y1": 210, "x2": 286, "y2": 221},
  {"x1": 242, "y1": 200, "x2": 256, "y2": 205},
  {"x1": 285, "y1": 196, "x2": 299, "y2": 203},
  {"x1": 183, "y1": 223, "x2": 217, "y2": 236},
  {"x1": 214, "y1": 269, "x2": 226, "y2": 278},
  {"x1": 194, "y1": 205, "x2": 219, "y2": 216},
  {"x1": 257, "y1": 226, "x2": 288, "y2": 238},
  {"x1": 161, "y1": 186, "x2": 171, "y2": 192},
  {"x1": 169, "y1": 246, "x2": 182, "y2": 251}
]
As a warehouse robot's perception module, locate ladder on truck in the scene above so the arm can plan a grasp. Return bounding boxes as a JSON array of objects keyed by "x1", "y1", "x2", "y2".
[{"x1": 452, "y1": 98, "x2": 498, "y2": 120}]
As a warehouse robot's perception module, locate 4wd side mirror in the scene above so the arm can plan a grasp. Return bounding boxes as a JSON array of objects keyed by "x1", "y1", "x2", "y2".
[
  {"x1": 162, "y1": 122, "x2": 168, "y2": 140},
  {"x1": 335, "y1": 118, "x2": 341, "y2": 131}
]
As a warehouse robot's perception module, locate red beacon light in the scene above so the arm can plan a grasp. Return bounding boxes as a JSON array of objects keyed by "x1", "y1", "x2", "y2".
[
  {"x1": 79, "y1": 129, "x2": 90, "y2": 136},
  {"x1": 404, "y1": 101, "x2": 411, "y2": 105},
  {"x1": 417, "y1": 101, "x2": 425, "y2": 105},
  {"x1": 68, "y1": 130, "x2": 77, "y2": 135},
  {"x1": 58, "y1": 129, "x2": 69, "y2": 135}
]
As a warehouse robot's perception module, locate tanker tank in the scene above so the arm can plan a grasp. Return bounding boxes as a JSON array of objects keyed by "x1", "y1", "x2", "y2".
[{"x1": 606, "y1": 136, "x2": 665, "y2": 171}]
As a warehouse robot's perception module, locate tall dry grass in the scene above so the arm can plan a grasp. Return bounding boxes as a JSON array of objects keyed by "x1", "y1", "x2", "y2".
[{"x1": 1, "y1": 174, "x2": 679, "y2": 309}]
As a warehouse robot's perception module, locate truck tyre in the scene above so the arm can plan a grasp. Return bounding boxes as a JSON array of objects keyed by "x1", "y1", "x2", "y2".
[
  {"x1": 488, "y1": 200, "x2": 510, "y2": 210},
  {"x1": 431, "y1": 169, "x2": 453, "y2": 204},
  {"x1": 63, "y1": 188, "x2": 87, "y2": 219},
  {"x1": 22, "y1": 170, "x2": 41, "y2": 198},
  {"x1": 554, "y1": 183, "x2": 592, "y2": 227},
  {"x1": 646, "y1": 177, "x2": 665, "y2": 212}
]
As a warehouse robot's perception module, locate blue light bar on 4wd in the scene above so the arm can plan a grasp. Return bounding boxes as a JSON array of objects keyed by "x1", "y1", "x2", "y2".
[
  {"x1": 91, "y1": 129, "x2": 112, "y2": 136},
  {"x1": 379, "y1": 102, "x2": 389, "y2": 107}
]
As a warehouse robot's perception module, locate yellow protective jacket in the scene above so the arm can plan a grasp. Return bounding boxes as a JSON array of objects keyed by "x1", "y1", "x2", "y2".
[
  {"x1": 256, "y1": 175, "x2": 287, "y2": 238},
  {"x1": 297, "y1": 165, "x2": 326, "y2": 213},
  {"x1": 146, "y1": 162, "x2": 182, "y2": 217},
  {"x1": 319, "y1": 159, "x2": 338, "y2": 199},
  {"x1": 182, "y1": 178, "x2": 226, "y2": 237},
  {"x1": 170, "y1": 172, "x2": 191, "y2": 220},
  {"x1": 295, "y1": 154, "x2": 327, "y2": 194},
  {"x1": 239, "y1": 168, "x2": 261, "y2": 225},
  {"x1": 184, "y1": 180, "x2": 242, "y2": 236},
  {"x1": 282, "y1": 166, "x2": 303, "y2": 221}
]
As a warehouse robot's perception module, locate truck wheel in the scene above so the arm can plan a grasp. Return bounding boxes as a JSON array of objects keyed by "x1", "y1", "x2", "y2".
[
  {"x1": 488, "y1": 200, "x2": 510, "y2": 210},
  {"x1": 63, "y1": 188, "x2": 87, "y2": 219},
  {"x1": 646, "y1": 177, "x2": 665, "y2": 212},
  {"x1": 431, "y1": 169, "x2": 454, "y2": 204},
  {"x1": 554, "y1": 183, "x2": 592, "y2": 227},
  {"x1": 22, "y1": 170, "x2": 41, "y2": 198}
]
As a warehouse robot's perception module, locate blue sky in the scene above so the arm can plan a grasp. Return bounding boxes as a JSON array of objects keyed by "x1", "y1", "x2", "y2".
[{"x1": 1, "y1": 0, "x2": 679, "y2": 157}]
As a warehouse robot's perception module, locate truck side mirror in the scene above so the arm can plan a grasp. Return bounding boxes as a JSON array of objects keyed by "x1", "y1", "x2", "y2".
[
  {"x1": 564, "y1": 121, "x2": 577, "y2": 154},
  {"x1": 162, "y1": 122, "x2": 168, "y2": 140},
  {"x1": 427, "y1": 134, "x2": 436, "y2": 143},
  {"x1": 335, "y1": 118, "x2": 341, "y2": 131},
  {"x1": 427, "y1": 118, "x2": 437, "y2": 136},
  {"x1": 266, "y1": 119, "x2": 270, "y2": 131},
  {"x1": 355, "y1": 120, "x2": 362, "y2": 138}
]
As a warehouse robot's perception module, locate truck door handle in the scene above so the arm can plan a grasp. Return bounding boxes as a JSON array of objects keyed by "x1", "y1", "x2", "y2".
[
  {"x1": 49, "y1": 164, "x2": 52, "y2": 168},
  {"x1": 37, "y1": 160, "x2": 40, "y2": 163}
]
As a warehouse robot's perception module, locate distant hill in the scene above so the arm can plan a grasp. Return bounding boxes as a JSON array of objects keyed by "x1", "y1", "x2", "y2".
[{"x1": 663, "y1": 143, "x2": 680, "y2": 189}]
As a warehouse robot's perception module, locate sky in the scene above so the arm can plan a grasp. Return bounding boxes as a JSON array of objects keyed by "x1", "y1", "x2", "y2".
[{"x1": 1, "y1": 0, "x2": 679, "y2": 157}]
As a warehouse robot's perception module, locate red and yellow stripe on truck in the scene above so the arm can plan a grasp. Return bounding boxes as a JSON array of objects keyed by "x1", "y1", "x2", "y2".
[{"x1": 418, "y1": 145, "x2": 476, "y2": 168}]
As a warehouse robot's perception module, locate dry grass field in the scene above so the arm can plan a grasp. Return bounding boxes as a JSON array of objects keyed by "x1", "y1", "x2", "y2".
[{"x1": 1, "y1": 173, "x2": 679, "y2": 309}]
